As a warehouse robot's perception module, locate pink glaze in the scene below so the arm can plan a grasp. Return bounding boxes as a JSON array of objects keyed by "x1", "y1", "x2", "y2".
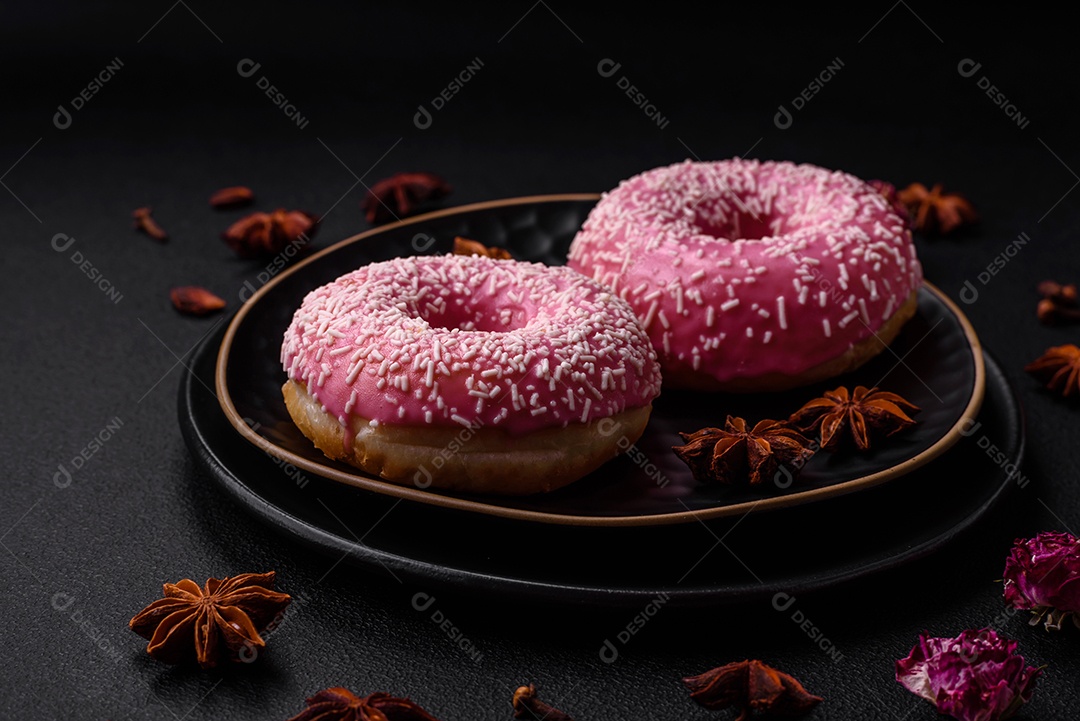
[
  {"x1": 567, "y1": 159, "x2": 923, "y2": 384},
  {"x1": 281, "y1": 254, "x2": 662, "y2": 435}
]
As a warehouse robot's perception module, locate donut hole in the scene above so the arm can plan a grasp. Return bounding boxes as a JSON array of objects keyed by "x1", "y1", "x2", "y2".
[
  {"x1": 693, "y1": 206, "x2": 775, "y2": 241},
  {"x1": 416, "y1": 296, "x2": 533, "y2": 333}
]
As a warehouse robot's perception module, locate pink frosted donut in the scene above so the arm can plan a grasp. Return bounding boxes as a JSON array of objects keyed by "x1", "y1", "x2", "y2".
[
  {"x1": 567, "y1": 159, "x2": 923, "y2": 391},
  {"x1": 280, "y1": 253, "x2": 662, "y2": 494}
]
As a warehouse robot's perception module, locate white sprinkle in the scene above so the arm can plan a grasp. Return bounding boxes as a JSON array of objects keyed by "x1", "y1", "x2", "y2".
[
  {"x1": 721, "y1": 299, "x2": 740, "y2": 311},
  {"x1": 858, "y1": 298, "x2": 870, "y2": 325},
  {"x1": 798, "y1": 286, "x2": 809, "y2": 305},
  {"x1": 706, "y1": 305, "x2": 716, "y2": 328},
  {"x1": 658, "y1": 310, "x2": 670, "y2": 329},
  {"x1": 746, "y1": 327, "x2": 753, "y2": 338},
  {"x1": 839, "y1": 310, "x2": 860, "y2": 328},
  {"x1": 642, "y1": 300, "x2": 659, "y2": 329},
  {"x1": 822, "y1": 319, "x2": 832, "y2": 337},
  {"x1": 451, "y1": 414, "x2": 472, "y2": 427},
  {"x1": 776, "y1": 297, "x2": 787, "y2": 329},
  {"x1": 763, "y1": 331, "x2": 772, "y2": 343},
  {"x1": 690, "y1": 269, "x2": 706, "y2": 281}
]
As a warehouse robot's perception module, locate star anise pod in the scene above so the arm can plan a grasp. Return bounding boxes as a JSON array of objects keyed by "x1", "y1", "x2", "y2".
[
  {"x1": 867, "y1": 179, "x2": 912, "y2": 226},
  {"x1": 453, "y1": 236, "x2": 512, "y2": 260},
  {"x1": 222, "y1": 208, "x2": 318, "y2": 259},
  {"x1": 896, "y1": 182, "x2": 978, "y2": 235},
  {"x1": 129, "y1": 571, "x2": 291, "y2": 669},
  {"x1": 285, "y1": 687, "x2": 441, "y2": 721},
  {"x1": 673, "y1": 416, "x2": 813, "y2": 485},
  {"x1": 1026, "y1": 344, "x2": 1080, "y2": 398},
  {"x1": 363, "y1": 172, "x2": 451, "y2": 225},
  {"x1": 512, "y1": 685, "x2": 573, "y2": 721},
  {"x1": 683, "y1": 660, "x2": 823, "y2": 720},
  {"x1": 790, "y1": 385, "x2": 919, "y2": 451}
]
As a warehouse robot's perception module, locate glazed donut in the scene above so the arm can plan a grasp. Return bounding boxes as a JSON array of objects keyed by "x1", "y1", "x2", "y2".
[
  {"x1": 567, "y1": 159, "x2": 922, "y2": 392},
  {"x1": 280, "y1": 254, "x2": 662, "y2": 495}
]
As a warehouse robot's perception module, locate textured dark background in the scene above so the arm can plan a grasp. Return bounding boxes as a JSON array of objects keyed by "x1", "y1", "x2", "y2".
[{"x1": 3, "y1": 3, "x2": 1079, "y2": 719}]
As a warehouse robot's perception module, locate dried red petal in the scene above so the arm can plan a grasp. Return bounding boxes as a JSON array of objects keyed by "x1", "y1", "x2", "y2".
[
  {"x1": 170, "y1": 286, "x2": 226, "y2": 316},
  {"x1": 684, "y1": 660, "x2": 822, "y2": 718},
  {"x1": 133, "y1": 206, "x2": 168, "y2": 241},
  {"x1": 210, "y1": 186, "x2": 255, "y2": 209}
]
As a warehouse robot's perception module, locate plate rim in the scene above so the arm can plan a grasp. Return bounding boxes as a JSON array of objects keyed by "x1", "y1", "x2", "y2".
[{"x1": 214, "y1": 194, "x2": 986, "y2": 527}]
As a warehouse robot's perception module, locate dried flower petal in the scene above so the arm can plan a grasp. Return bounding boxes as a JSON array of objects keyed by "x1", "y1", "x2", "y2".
[
  {"x1": 896, "y1": 628, "x2": 1040, "y2": 721},
  {"x1": 210, "y1": 186, "x2": 255, "y2": 209},
  {"x1": 129, "y1": 571, "x2": 290, "y2": 669},
  {"x1": 170, "y1": 286, "x2": 226, "y2": 316},
  {"x1": 1003, "y1": 531, "x2": 1080, "y2": 631},
  {"x1": 133, "y1": 206, "x2": 168, "y2": 241},
  {"x1": 511, "y1": 685, "x2": 573, "y2": 721},
  {"x1": 285, "y1": 687, "x2": 440, "y2": 721},
  {"x1": 1025, "y1": 344, "x2": 1080, "y2": 398},
  {"x1": 673, "y1": 416, "x2": 813, "y2": 485},
  {"x1": 896, "y1": 182, "x2": 978, "y2": 235},
  {"x1": 363, "y1": 172, "x2": 451, "y2": 225},
  {"x1": 683, "y1": 660, "x2": 822, "y2": 718},
  {"x1": 789, "y1": 385, "x2": 918, "y2": 451},
  {"x1": 223, "y1": 208, "x2": 318, "y2": 259},
  {"x1": 453, "y1": 236, "x2": 512, "y2": 260}
]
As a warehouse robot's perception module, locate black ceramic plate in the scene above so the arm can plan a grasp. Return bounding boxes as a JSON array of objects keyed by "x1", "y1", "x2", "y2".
[
  {"x1": 214, "y1": 196, "x2": 984, "y2": 526},
  {"x1": 181, "y1": 321, "x2": 1022, "y2": 606}
]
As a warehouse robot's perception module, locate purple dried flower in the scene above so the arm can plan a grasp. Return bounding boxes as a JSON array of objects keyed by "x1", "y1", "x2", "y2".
[
  {"x1": 895, "y1": 628, "x2": 1040, "y2": 721},
  {"x1": 1003, "y1": 531, "x2": 1080, "y2": 630}
]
